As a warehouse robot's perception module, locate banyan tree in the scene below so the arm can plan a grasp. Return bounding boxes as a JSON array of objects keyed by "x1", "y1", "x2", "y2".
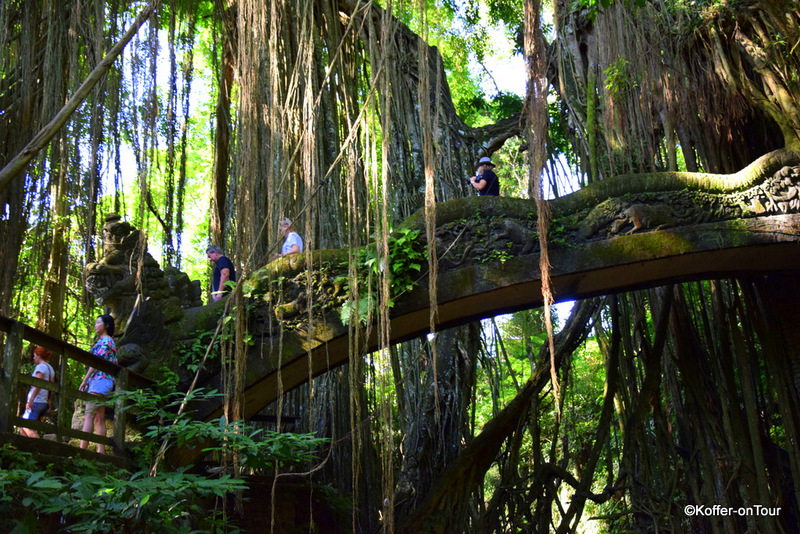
[{"x1": 1, "y1": 0, "x2": 799, "y2": 532}]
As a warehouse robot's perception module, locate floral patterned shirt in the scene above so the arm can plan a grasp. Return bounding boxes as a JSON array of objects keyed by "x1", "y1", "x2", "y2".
[{"x1": 89, "y1": 336, "x2": 117, "y2": 382}]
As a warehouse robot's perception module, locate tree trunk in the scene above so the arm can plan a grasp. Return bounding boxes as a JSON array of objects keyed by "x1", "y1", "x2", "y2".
[
  {"x1": 37, "y1": 146, "x2": 70, "y2": 340},
  {"x1": 210, "y1": 1, "x2": 236, "y2": 248},
  {"x1": 0, "y1": 1, "x2": 157, "y2": 195},
  {"x1": 399, "y1": 299, "x2": 599, "y2": 533},
  {"x1": 393, "y1": 325, "x2": 478, "y2": 528}
]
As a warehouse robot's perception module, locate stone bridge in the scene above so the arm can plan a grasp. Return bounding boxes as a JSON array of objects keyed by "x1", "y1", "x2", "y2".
[{"x1": 84, "y1": 149, "x2": 800, "y2": 464}]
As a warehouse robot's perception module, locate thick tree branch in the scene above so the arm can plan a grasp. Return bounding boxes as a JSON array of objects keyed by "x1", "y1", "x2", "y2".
[
  {"x1": 536, "y1": 463, "x2": 620, "y2": 504},
  {"x1": 338, "y1": 0, "x2": 521, "y2": 160},
  {"x1": 398, "y1": 298, "x2": 600, "y2": 533},
  {"x1": 0, "y1": 1, "x2": 158, "y2": 195}
]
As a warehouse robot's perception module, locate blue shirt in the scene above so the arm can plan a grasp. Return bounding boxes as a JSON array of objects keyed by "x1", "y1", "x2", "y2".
[
  {"x1": 478, "y1": 169, "x2": 499, "y2": 196},
  {"x1": 212, "y1": 255, "x2": 236, "y2": 294}
]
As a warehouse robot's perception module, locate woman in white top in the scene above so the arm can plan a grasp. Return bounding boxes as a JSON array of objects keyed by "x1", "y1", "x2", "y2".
[
  {"x1": 20, "y1": 346, "x2": 55, "y2": 438},
  {"x1": 276, "y1": 217, "x2": 303, "y2": 259}
]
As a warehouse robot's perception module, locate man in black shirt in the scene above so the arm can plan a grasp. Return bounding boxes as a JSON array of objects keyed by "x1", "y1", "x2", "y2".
[
  {"x1": 206, "y1": 245, "x2": 236, "y2": 302},
  {"x1": 469, "y1": 156, "x2": 499, "y2": 196}
]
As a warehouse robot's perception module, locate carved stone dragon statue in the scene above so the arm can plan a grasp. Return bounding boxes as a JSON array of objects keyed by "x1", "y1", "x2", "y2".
[{"x1": 84, "y1": 213, "x2": 204, "y2": 373}]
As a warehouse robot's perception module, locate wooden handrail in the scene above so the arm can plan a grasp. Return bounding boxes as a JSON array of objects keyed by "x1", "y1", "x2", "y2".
[
  {"x1": 18, "y1": 374, "x2": 61, "y2": 393},
  {"x1": 8, "y1": 415, "x2": 113, "y2": 448},
  {"x1": 0, "y1": 315, "x2": 152, "y2": 387},
  {"x1": 0, "y1": 315, "x2": 154, "y2": 456}
]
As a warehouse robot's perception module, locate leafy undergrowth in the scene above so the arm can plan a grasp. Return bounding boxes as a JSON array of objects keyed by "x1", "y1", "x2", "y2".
[{"x1": 1, "y1": 381, "x2": 331, "y2": 533}]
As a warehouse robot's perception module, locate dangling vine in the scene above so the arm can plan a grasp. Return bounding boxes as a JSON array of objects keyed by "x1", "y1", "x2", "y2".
[{"x1": 524, "y1": 0, "x2": 559, "y2": 414}]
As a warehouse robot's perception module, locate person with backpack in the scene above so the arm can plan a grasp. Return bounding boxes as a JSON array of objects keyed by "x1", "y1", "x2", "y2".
[{"x1": 20, "y1": 346, "x2": 55, "y2": 438}]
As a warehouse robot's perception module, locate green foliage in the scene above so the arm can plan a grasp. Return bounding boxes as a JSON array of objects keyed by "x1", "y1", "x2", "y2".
[
  {"x1": 177, "y1": 329, "x2": 222, "y2": 374},
  {"x1": 107, "y1": 385, "x2": 221, "y2": 464},
  {"x1": 480, "y1": 248, "x2": 513, "y2": 264},
  {"x1": 473, "y1": 311, "x2": 550, "y2": 430},
  {"x1": 341, "y1": 228, "x2": 425, "y2": 325},
  {"x1": 463, "y1": 90, "x2": 524, "y2": 127},
  {"x1": 577, "y1": 0, "x2": 647, "y2": 21},
  {"x1": 549, "y1": 219, "x2": 571, "y2": 247},
  {"x1": 486, "y1": 0, "x2": 524, "y2": 30},
  {"x1": 604, "y1": 56, "x2": 637, "y2": 97},
  {"x1": 340, "y1": 294, "x2": 377, "y2": 326},
  {"x1": 491, "y1": 91, "x2": 524, "y2": 117},
  {"x1": 159, "y1": 0, "x2": 215, "y2": 23},
  {"x1": 111, "y1": 385, "x2": 328, "y2": 473},
  {"x1": 137, "y1": 414, "x2": 326, "y2": 472},
  {"x1": 0, "y1": 381, "x2": 330, "y2": 532},
  {"x1": 0, "y1": 445, "x2": 244, "y2": 533},
  {"x1": 382, "y1": 228, "x2": 426, "y2": 295},
  {"x1": 199, "y1": 420, "x2": 328, "y2": 472},
  {"x1": 387, "y1": 0, "x2": 524, "y2": 127}
]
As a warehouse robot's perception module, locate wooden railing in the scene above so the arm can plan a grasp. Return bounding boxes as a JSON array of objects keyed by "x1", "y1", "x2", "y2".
[{"x1": 0, "y1": 316, "x2": 153, "y2": 455}]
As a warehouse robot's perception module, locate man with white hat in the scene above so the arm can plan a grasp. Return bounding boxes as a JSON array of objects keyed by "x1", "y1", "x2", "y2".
[{"x1": 469, "y1": 156, "x2": 499, "y2": 196}]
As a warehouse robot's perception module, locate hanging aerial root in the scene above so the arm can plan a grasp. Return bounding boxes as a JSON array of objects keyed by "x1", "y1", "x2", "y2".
[
  {"x1": 522, "y1": 0, "x2": 559, "y2": 416},
  {"x1": 0, "y1": 0, "x2": 159, "y2": 195}
]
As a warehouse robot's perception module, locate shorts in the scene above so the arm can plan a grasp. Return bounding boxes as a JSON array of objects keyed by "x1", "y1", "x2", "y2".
[
  {"x1": 87, "y1": 377, "x2": 114, "y2": 397},
  {"x1": 22, "y1": 402, "x2": 48, "y2": 421}
]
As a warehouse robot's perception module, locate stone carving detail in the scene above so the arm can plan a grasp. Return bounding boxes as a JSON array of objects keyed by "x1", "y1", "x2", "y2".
[
  {"x1": 433, "y1": 216, "x2": 539, "y2": 271},
  {"x1": 85, "y1": 214, "x2": 202, "y2": 322},
  {"x1": 84, "y1": 214, "x2": 202, "y2": 371},
  {"x1": 246, "y1": 262, "x2": 348, "y2": 335},
  {"x1": 429, "y1": 164, "x2": 800, "y2": 270},
  {"x1": 575, "y1": 165, "x2": 800, "y2": 240},
  {"x1": 578, "y1": 195, "x2": 704, "y2": 239}
]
